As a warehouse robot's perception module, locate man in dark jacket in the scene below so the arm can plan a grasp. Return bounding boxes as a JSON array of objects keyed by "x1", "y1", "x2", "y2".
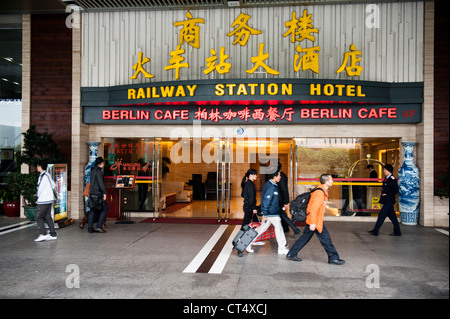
[
  {"x1": 246, "y1": 170, "x2": 289, "y2": 255},
  {"x1": 88, "y1": 157, "x2": 108, "y2": 233},
  {"x1": 368, "y1": 164, "x2": 401, "y2": 236},
  {"x1": 277, "y1": 162, "x2": 301, "y2": 238}
]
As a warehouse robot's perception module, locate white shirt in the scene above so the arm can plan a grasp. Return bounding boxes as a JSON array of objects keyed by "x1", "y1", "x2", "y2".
[{"x1": 37, "y1": 171, "x2": 56, "y2": 204}]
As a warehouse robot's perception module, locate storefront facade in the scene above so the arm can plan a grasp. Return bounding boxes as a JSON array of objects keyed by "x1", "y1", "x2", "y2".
[{"x1": 18, "y1": 1, "x2": 446, "y2": 226}]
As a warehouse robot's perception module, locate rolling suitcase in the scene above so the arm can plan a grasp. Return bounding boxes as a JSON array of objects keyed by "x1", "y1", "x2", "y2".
[
  {"x1": 232, "y1": 224, "x2": 258, "y2": 257},
  {"x1": 249, "y1": 222, "x2": 276, "y2": 242},
  {"x1": 249, "y1": 213, "x2": 276, "y2": 243}
]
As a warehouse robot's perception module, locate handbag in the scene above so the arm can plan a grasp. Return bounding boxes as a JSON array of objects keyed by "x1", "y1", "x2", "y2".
[
  {"x1": 83, "y1": 183, "x2": 90, "y2": 197},
  {"x1": 88, "y1": 194, "x2": 104, "y2": 211}
]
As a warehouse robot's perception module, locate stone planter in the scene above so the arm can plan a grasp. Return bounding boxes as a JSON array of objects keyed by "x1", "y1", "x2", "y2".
[
  {"x1": 24, "y1": 206, "x2": 37, "y2": 221},
  {"x1": 3, "y1": 201, "x2": 20, "y2": 217}
]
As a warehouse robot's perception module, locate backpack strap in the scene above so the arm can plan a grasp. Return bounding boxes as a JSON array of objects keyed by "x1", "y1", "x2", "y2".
[
  {"x1": 311, "y1": 187, "x2": 324, "y2": 194},
  {"x1": 45, "y1": 173, "x2": 57, "y2": 199}
]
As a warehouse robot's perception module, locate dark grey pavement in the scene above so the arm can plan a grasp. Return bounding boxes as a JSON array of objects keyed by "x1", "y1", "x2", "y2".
[{"x1": 0, "y1": 215, "x2": 448, "y2": 300}]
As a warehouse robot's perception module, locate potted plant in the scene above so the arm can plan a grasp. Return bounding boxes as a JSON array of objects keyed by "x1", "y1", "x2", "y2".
[
  {"x1": 14, "y1": 126, "x2": 67, "y2": 221},
  {"x1": 0, "y1": 173, "x2": 22, "y2": 217},
  {"x1": 20, "y1": 172, "x2": 40, "y2": 221}
]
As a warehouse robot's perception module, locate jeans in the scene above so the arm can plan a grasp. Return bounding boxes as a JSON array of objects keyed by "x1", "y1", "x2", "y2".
[
  {"x1": 251, "y1": 216, "x2": 287, "y2": 251},
  {"x1": 371, "y1": 203, "x2": 401, "y2": 235},
  {"x1": 88, "y1": 199, "x2": 108, "y2": 232},
  {"x1": 35, "y1": 203, "x2": 56, "y2": 237},
  {"x1": 288, "y1": 224, "x2": 339, "y2": 261}
]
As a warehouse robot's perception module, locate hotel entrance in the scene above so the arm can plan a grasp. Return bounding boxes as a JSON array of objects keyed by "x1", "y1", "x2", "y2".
[
  {"x1": 101, "y1": 137, "x2": 295, "y2": 221},
  {"x1": 100, "y1": 136, "x2": 399, "y2": 222}
]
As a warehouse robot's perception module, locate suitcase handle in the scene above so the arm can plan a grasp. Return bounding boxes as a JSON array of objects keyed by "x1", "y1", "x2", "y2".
[{"x1": 252, "y1": 212, "x2": 261, "y2": 223}]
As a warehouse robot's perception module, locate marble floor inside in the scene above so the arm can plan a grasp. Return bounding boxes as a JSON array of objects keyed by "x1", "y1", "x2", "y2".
[{"x1": 159, "y1": 196, "x2": 246, "y2": 220}]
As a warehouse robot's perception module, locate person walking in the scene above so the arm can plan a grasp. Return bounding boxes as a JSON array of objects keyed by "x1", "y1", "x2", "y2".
[
  {"x1": 88, "y1": 157, "x2": 108, "y2": 233},
  {"x1": 240, "y1": 169, "x2": 258, "y2": 230},
  {"x1": 277, "y1": 161, "x2": 301, "y2": 238},
  {"x1": 246, "y1": 170, "x2": 289, "y2": 255},
  {"x1": 34, "y1": 162, "x2": 57, "y2": 242},
  {"x1": 286, "y1": 174, "x2": 345, "y2": 265},
  {"x1": 368, "y1": 164, "x2": 401, "y2": 236}
]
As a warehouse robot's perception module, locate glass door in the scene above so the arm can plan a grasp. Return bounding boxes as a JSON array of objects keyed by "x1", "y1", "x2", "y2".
[
  {"x1": 151, "y1": 138, "x2": 162, "y2": 217},
  {"x1": 289, "y1": 139, "x2": 298, "y2": 201},
  {"x1": 103, "y1": 137, "x2": 161, "y2": 216},
  {"x1": 216, "y1": 138, "x2": 231, "y2": 222}
]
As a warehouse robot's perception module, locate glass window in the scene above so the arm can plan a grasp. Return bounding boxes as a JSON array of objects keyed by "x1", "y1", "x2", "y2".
[
  {"x1": 295, "y1": 138, "x2": 400, "y2": 217},
  {"x1": 102, "y1": 137, "x2": 160, "y2": 212},
  {"x1": 0, "y1": 17, "x2": 22, "y2": 179}
]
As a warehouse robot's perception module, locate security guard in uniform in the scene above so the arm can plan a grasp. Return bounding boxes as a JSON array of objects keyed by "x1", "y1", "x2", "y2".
[{"x1": 368, "y1": 164, "x2": 402, "y2": 236}]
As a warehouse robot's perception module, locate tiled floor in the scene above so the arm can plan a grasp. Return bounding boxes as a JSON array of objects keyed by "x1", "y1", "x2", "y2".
[
  {"x1": 161, "y1": 197, "x2": 245, "y2": 219},
  {"x1": 0, "y1": 216, "x2": 448, "y2": 300}
]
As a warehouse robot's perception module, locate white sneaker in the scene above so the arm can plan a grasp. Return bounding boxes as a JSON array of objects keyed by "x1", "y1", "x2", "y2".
[
  {"x1": 252, "y1": 241, "x2": 265, "y2": 246},
  {"x1": 45, "y1": 235, "x2": 57, "y2": 241},
  {"x1": 278, "y1": 248, "x2": 290, "y2": 255},
  {"x1": 246, "y1": 244, "x2": 254, "y2": 253},
  {"x1": 34, "y1": 234, "x2": 49, "y2": 242}
]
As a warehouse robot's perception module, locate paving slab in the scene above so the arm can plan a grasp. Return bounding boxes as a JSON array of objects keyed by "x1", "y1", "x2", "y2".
[{"x1": 0, "y1": 216, "x2": 448, "y2": 303}]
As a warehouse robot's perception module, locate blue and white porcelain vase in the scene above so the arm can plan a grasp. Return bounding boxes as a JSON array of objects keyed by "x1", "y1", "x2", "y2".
[
  {"x1": 84, "y1": 142, "x2": 100, "y2": 211},
  {"x1": 398, "y1": 142, "x2": 420, "y2": 225}
]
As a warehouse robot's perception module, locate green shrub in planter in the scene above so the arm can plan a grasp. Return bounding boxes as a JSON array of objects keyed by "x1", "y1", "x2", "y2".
[
  {"x1": 1, "y1": 173, "x2": 22, "y2": 202},
  {"x1": 20, "y1": 171, "x2": 39, "y2": 207}
]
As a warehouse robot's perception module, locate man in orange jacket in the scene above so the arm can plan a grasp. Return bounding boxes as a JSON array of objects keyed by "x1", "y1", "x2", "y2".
[{"x1": 286, "y1": 174, "x2": 345, "y2": 265}]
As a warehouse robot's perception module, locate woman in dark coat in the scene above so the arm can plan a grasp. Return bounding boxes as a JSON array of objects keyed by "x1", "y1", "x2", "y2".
[{"x1": 240, "y1": 169, "x2": 258, "y2": 230}]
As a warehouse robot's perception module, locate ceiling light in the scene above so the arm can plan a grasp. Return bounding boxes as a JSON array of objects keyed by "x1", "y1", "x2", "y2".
[{"x1": 0, "y1": 78, "x2": 21, "y2": 85}]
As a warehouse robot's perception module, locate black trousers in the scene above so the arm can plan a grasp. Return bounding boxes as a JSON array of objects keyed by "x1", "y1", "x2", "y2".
[
  {"x1": 241, "y1": 206, "x2": 254, "y2": 230},
  {"x1": 88, "y1": 201, "x2": 108, "y2": 232},
  {"x1": 371, "y1": 203, "x2": 401, "y2": 235},
  {"x1": 279, "y1": 208, "x2": 301, "y2": 234},
  {"x1": 138, "y1": 185, "x2": 148, "y2": 211},
  {"x1": 35, "y1": 203, "x2": 56, "y2": 236},
  {"x1": 288, "y1": 224, "x2": 339, "y2": 261}
]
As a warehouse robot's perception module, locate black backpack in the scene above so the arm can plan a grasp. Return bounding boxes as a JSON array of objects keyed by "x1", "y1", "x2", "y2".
[{"x1": 289, "y1": 188, "x2": 324, "y2": 222}]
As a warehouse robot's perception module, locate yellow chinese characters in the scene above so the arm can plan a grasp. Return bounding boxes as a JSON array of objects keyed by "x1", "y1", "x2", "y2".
[
  {"x1": 174, "y1": 11, "x2": 205, "y2": 49},
  {"x1": 127, "y1": 10, "x2": 365, "y2": 81},
  {"x1": 283, "y1": 10, "x2": 319, "y2": 43},
  {"x1": 130, "y1": 52, "x2": 154, "y2": 80},
  {"x1": 227, "y1": 13, "x2": 262, "y2": 46},
  {"x1": 246, "y1": 43, "x2": 279, "y2": 75},
  {"x1": 294, "y1": 45, "x2": 320, "y2": 74},
  {"x1": 284, "y1": 9, "x2": 320, "y2": 74},
  {"x1": 164, "y1": 45, "x2": 189, "y2": 80},
  {"x1": 336, "y1": 44, "x2": 364, "y2": 77},
  {"x1": 204, "y1": 47, "x2": 231, "y2": 75}
]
